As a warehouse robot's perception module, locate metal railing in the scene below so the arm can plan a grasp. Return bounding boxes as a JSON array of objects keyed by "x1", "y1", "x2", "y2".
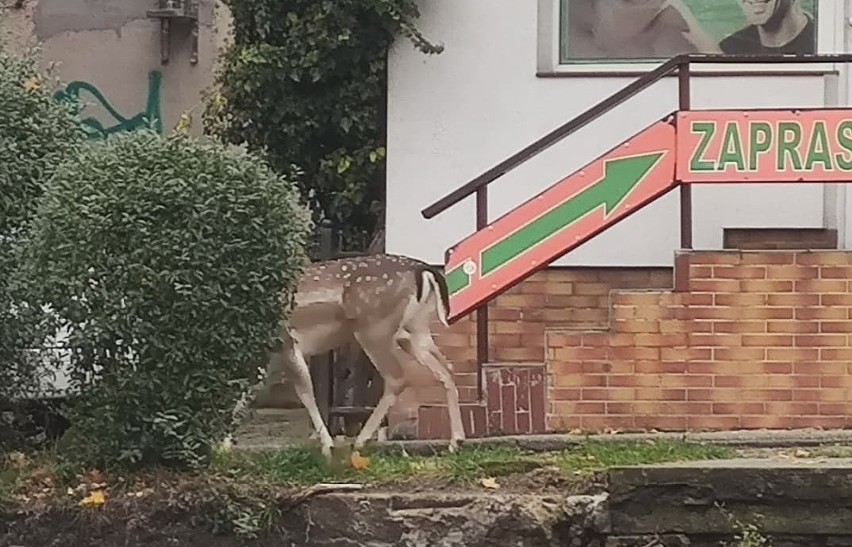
[{"x1": 421, "y1": 53, "x2": 852, "y2": 399}]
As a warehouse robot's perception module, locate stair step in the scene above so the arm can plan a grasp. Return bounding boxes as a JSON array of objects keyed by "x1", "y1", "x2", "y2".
[
  {"x1": 723, "y1": 227, "x2": 837, "y2": 250},
  {"x1": 609, "y1": 458, "x2": 852, "y2": 539},
  {"x1": 482, "y1": 361, "x2": 547, "y2": 368},
  {"x1": 416, "y1": 363, "x2": 549, "y2": 440},
  {"x1": 417, "y1": 403, "x2": 488, "y2": 439}
]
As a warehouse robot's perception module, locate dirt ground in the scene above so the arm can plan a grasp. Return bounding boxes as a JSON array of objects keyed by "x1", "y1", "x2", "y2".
[
  {"x1": 9, "y1": 406, "x2": 852, "y2": 546},
  {"x1": 0, "y1": 458, "x2": 606, "y2": 547}
]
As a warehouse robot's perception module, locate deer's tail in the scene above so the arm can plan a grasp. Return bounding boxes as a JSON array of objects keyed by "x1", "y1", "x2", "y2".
[{"x1": 417, "y1": 266, "x2": 450, "y2": 327}]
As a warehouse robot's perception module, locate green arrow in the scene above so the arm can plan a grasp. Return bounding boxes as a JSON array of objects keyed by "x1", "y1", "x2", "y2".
[{"x1": 480, "y1": 152, "x2": 664, "y2": 276}]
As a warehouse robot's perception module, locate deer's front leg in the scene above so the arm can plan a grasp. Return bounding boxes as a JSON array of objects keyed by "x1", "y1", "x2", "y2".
[{"x1": 277, "y1": 342, "x2": 335, "y2": 459}]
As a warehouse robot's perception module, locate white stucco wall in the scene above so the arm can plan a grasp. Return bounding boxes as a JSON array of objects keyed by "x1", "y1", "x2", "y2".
[{"x1": 386, "y1": 0, "x2": 850, "y2": 267}]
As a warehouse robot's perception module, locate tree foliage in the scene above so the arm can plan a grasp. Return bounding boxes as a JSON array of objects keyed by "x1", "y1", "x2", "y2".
[
  {"x1": 204, "y1": 0, "x2": 442, "y2": 249},
  {"x1": 15, "y1": 130, "x2": 313, "y2": 469},
  {"x1": 0, "y1": 45, "x2": 85, "y2": 451}
]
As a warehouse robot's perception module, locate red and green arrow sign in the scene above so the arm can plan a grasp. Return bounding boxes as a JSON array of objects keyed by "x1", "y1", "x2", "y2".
[{"x1": 444, "y1": 120, "x2": 677, "y2": 321}]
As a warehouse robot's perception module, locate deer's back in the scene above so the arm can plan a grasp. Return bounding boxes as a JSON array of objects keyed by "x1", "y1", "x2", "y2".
[{"x1": 287, "y1": 254, "x2": 433, "y2": 354}]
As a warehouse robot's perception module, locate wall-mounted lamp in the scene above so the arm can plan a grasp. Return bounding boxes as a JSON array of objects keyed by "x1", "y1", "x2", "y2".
[{"x1": 146, "y1": 0, "x2": 199, "y2": 65}]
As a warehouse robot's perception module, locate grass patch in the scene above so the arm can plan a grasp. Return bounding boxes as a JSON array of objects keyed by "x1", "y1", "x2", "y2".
[
  {"x1": 211, "y1": 439, "x2": 736, "y2": 487},
  {"x1": 556, "y1": 439, "x2": 736, "y2": 473},
  {"x1": 1, "y1": 438, "x2": 737, "y2": 505},
  {"x1": 211, "y1": 444, "x2": 539, "y2": 486}
]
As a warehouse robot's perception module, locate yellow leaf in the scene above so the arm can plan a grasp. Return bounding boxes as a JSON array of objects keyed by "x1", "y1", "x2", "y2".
[
  {"x1": 80, "y1": 490, "x2": 107, "y2": 507},
  {"x1": 23, "y1": 76, "x2": 41, "y2": 93},
  {"x1": 350, "y1": 450, "x2": 371, "y2": 470},
  {"x1": 480, "y1": 477, "x2": 500, "y2": 489},
  {"x1": 174, "y1": 112, "x2": 192, "y2": 135}
]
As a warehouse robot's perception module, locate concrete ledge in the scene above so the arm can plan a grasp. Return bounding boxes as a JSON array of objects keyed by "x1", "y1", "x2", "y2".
[
  {"x1": 609, "y1": 457, "x2": 852, "y2": 540},
  {"x1": 375, "y1": 428, "x2": 852, "y2": 456}
]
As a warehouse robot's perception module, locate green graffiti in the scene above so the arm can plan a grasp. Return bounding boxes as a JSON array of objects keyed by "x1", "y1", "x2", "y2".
[{"x1": 54, "y1": 70, "x2": 163, "y2": 139}]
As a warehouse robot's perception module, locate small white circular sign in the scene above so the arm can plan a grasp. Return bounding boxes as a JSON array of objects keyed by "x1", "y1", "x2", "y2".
[{"x1": 462, "y1": 260, "x2": 477, "y2": 275}]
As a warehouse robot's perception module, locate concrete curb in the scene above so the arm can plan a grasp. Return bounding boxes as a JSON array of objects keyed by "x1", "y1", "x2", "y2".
[{"x1": 374, "y1": 428, "x2": 852, "y2": 455}]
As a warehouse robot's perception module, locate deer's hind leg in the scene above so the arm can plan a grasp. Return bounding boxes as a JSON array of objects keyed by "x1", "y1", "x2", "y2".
[
  {"x1": 396, "y1": 324, "x2": 465, "y2": 452},
  {"x1": 350, "y1": 326, "x2": 408, "y2": 451}
]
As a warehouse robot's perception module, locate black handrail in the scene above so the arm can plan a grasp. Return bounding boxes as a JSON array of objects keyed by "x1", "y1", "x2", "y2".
[{"x1": 421, "y1": 53, "x2": 852, "y2": 220}]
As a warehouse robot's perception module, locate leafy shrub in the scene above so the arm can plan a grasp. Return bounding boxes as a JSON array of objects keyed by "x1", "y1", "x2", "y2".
[
  {"x1": 203, "y1": 0, "x2": 442, "y2": 249},
  {"x1": 0, "y1": 45, "x2": 85, "y2": 451},
  {"x1": 15, "y1": 129, "x2": 313, "y2": 469}
]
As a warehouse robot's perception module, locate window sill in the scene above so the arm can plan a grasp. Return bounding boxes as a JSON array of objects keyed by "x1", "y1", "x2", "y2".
[{"x1": 537, "y1": 60, "x2": 840, "y2": 78}]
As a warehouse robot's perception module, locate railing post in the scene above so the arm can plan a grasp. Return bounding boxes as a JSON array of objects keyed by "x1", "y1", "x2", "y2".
[
  {"x1": 678, "y1": 59, "x2": 693, "y2": 250},
  {"x1": 315, "y1": 220, "x2": 334, "y2": 426},
  {"x1": 475, "y1": 187, "x2": 489, "y2": 400}
]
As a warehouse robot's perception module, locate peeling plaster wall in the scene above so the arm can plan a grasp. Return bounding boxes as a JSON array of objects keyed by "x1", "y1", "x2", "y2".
[
  {"x1": 1, "y1": 0, "x2": 232, "y2": 398},
  {"x1": 1, "y1": 0, "x2": 233, "y2": 137}
]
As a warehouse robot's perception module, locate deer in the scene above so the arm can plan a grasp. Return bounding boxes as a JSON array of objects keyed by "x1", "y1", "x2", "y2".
[{"x1": 230, "y1": 253, "x2": 466, "y2": 460}]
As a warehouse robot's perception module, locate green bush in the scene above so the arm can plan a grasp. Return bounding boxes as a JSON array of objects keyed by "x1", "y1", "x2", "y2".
[
  {"x1": 203, "y1": 0, "x2": 441, "y2": 249},
  {"x1": 0, "y1": 45, "x2": 85, "y2": 450},
  {"x1": 15, "y1": 129, "x2": 313, "y2": 469}
]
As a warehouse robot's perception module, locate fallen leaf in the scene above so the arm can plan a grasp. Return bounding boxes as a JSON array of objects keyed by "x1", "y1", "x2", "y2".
[
  {"x1": 794, "y1": 449, "x2": 811, "y2": 458},
  {"x1": 350, "y1": 451, "x2": 371, "y2": 470},
  {"x1": 569, "y1": 428, "x2": 583, "y2": 436},
  {"x1": 80, "y1": 489, "x2": 107, "y2": 508},
  {"x1": 480, "y1": 477, "x2": 500, "y2": 489},
  {"x1": 8, "y1": 452, "x2": 27, "y2": 468},
  {"x1": 410, "y1": 460, "x2": 439, "y2": 473}
]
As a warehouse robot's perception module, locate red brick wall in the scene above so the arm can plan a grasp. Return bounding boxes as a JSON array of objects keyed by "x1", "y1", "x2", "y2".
[
  {"x1": 546, "y1": 250, "x2": 852, "y2": 433},
  {"x1": 388, "y1": 266, "x2": 672, "y2": 438}
]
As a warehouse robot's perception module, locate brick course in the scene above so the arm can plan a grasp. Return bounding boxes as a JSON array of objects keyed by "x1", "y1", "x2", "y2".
[
  {"x1": 546, "y1": 250, "x2": 852, "y2": 433},
  {"x1": 389, "y1": 266, "x2": 672, "y2": 439}
]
